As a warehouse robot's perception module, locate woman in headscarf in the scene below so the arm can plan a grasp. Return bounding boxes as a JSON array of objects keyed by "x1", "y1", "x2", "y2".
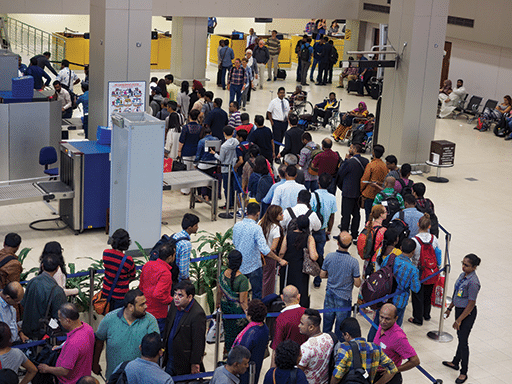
[
  {"x1": 216, "y1": 250, "x2": 249, "y2": 356},
  {"x1": 332, "y1": 101, "x2": 369, "y2": 142}
]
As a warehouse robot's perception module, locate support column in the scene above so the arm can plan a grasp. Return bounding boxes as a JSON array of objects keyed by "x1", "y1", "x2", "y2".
[
  {"x1": 378, "y1": 0, "x2": 449, "y2": 163},
  {"x1": 89, "y1": 0, "x2": 152, "y2": 139},
  {"x1": 170, "y1": 17, "x2": 208, "y2": 85},
  {"x1": 342, "y1": 20, "x2": 361, "y2": 60}
]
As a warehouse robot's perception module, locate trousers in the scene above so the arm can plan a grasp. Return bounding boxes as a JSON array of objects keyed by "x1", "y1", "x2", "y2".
[
  {"x1": 341, "y1": 197, "x2": 361, "y2": 239},
  {"x1": 453, "y1": 306, "x2": 477, "y2": 375}
]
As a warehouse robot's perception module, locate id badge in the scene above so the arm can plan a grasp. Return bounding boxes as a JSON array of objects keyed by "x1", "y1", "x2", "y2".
[{"x1": 457, "y1": 288, "x2": 464, "y2": 297}]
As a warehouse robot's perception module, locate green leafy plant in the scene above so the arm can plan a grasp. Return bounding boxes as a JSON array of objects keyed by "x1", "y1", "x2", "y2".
[
  {"x1": 18, "y1": 248, "x2": 39, "y2": 282},
  {"x1": 190, "y1": 229, "x2": 234, "y2": 313}
]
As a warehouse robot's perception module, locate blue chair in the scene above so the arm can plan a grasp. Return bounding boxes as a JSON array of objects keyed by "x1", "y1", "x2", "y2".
[{"x1": 39, "y1": 146, "x2": 58, "y2": 178}]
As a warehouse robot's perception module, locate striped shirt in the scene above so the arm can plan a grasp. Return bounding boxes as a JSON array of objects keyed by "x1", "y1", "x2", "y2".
[
  {"x1": 228, "y1": 111, "x2": 242, "y2": 128},
  {"x1": 172, "y1": 230, "x2": 192, "y2": 281},
  {"x1": 102, "y1": 249, "x2": 136, "y2": 300},
  {"x1": 333, "y1": 338, "x2": 397, "y2": 382},
  {"x1": 266, "y1": 37, "x2": 281, "y2": 56},
  {"x1": 382, "y1": 254, "x2": 421, "y2": 309}
]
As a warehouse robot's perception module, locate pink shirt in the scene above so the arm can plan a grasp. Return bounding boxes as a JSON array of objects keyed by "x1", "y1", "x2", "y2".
[
  {"x1": 373, "y1": 323, "x2": 416, "y2": 369},
  {"x1": 56, "y1": 322, "x2": 95, "y2": 384}
]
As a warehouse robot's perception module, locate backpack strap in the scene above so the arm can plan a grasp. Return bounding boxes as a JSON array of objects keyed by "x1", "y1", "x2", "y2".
[
  {"x1": 397, "y1": 178, "x2": 406, "y2": 189},
  {"x1": 399, "y1": 210, "x2": 405, "y2": 222},
  {"x1": 349, "y1": 340, "x2": 363, "y2": 370},
  {"x1": 305, "y1": 209, "x2": 314, "y2": 218},
  {"x1": 0, "y1": 256, "x2": 17, "y2": 269},
  {"x1": 106, "y1": 253, "x2": 129, "y2": 304},
  {"x1": 287, "y1": 207, "x2": 297, "y2": 220},
  {"x1": 290, "y1": 367, "x2": 297, "y2": 384},
  {"x1": 314, "y1": 191, "x2": 322, "y2": 216}
]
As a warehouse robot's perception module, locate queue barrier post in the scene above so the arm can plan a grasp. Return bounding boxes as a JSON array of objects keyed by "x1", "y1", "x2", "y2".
[
  {"x1": 88, "y1": 268, "x2": 95, "y2": 326},
  {"x1": 427, "y1": 229, "x2": 453, "y2": 343},
  {"x1": 219, "y1": 164, "x2": 233, "y2": 219},
  {"x1": 248, "y1": 361, "x2": 256, "y2": 384},
  {"x1": 214, "y1": 251, "x2": 223, "y2": 369}
]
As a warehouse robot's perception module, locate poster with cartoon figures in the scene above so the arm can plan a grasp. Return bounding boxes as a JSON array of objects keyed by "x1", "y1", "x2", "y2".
[{"x1": 107, "y1": 81, "x2": 146, "y2": 127}]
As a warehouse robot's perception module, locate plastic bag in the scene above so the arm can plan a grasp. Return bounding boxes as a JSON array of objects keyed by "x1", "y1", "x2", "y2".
[
  {"x1": 206, "y1": 310, "x2": 225, "y2": 344},
  {"x1": 431, "y1": 274, "x2": 445, "y2": 308}
]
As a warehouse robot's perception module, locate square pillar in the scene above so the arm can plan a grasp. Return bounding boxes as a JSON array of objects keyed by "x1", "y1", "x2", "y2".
[
  {"x1": 88, "y1": 0, "x2": 152, "y2": 139},
  {"x1": 170, "y1": 17, "x2": 208, "y2": 84},
  {"x1": 378, "y1": 0, "x2": 449, "y2": 164}
]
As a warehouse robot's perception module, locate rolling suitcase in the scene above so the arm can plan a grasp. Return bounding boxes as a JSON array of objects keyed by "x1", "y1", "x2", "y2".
[
  {"x1": 276, "y1": 68, "x2": 287, "y2": 80},
  {"x1": 370, "y1": 80, "x2": 382, "y2": 100},
  {"x1": 347, "y1": 79, "x2": 363, "y2": 95}
]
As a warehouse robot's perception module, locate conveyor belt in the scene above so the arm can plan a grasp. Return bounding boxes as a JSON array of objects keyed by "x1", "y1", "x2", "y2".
[{"x1": 0, "y1": 181, "x2": 74, "y2": 207}]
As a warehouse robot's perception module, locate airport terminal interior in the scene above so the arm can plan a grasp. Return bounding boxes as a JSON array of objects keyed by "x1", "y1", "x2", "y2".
[{"x1": 1, "y1": 1, "x2": 512, "y2": 383}]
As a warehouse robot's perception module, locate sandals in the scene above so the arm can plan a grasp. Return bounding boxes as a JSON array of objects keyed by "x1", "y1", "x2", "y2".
[
  {"x1": 408, "y1": 317, "x2": 422, "y2": 326},
  {"x1": 442, "y1": 361, "x2": 460, "y2": 371}
]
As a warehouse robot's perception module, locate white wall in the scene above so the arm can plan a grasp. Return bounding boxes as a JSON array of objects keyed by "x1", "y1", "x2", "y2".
[
  {"x1": 364, "y1": 22, "x2": 380, "y2": 51},
  {"x1": 448, "y1": 37, "x2": 512, "y2": 103}
]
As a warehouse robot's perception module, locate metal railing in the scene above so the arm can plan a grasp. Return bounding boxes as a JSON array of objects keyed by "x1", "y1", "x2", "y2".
[{"x1": 4, "y1": 16, "x2": 65, "y2": 67}]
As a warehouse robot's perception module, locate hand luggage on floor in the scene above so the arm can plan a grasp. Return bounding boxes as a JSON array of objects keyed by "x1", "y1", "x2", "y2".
[
  {"x1": 277, "y1": 68, "x2": 287, "y2": 80},
  {"x1": 347, "y1": 79, "x2": 363, "y2": 95}
]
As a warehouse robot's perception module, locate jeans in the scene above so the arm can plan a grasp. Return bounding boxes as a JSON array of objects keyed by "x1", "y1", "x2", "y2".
[
  {"x1": 341, "y1": 197, "x2": 361, "y2": 239},
  {"x1": 157, "y1": 318, "x2": 166, "y2": 335},
  {"x1": 304, "y1": 179, "x2": 318, "y2": 192},
  {"x1": 453, "y1": 306, "x2": 477, "y2": 375},
  {"x1": 221, "y1": 65, "x2": 231, "y2": 89},
  {"x1": 229, "y1": 84, "x2": 243, "y2": 104},
  {"x1": 222, "y1": 172, "x2": 234, "y2": 208},
  {"x1": 272, "y1": 120, "x2": 288, "y2": 156},
  {"x1": 368, "y1": 306, "x2": 406, "y2": 342},
  {"x1": 323, "y1": 291, "x2": 352, "y2": 342},
  {"x1": 310, "y1": 58, "x2": 320, "y2": 81},
  {"x1": 296, "y1": 57, "x2": 302, "y2": 81},
  {"x1": 301, "y1": 60, "x2": 311, "y2": 85},
  {"x1": 364, "y1": 197, "x2": 374, "y2": 223},
  {"x1": 244, "y1": 267, "x2": 263, "y2": 300}
]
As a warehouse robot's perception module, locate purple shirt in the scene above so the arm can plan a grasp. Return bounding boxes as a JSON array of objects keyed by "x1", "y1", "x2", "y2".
[
  {"x1": 373, "y1": 323, "x2": 416, "y2": 369},
  {"x1": 56, "y1": 322, "x2": 95, "y2": 384}
]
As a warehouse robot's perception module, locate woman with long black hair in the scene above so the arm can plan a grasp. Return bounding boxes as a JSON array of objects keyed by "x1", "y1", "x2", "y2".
[{"x1": 278, "y1": 215, "x2": 318, "y2": 308}]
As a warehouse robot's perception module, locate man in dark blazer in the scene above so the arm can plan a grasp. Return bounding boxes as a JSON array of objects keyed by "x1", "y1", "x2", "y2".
[
  {"x1": 336, "y1": 143, "x2": 369, "y2": 240},
  {"x1": 278, "y1": 114, "x2": 304, "y2": 159},
  {"x1": 163, "y1": 280, "x2": 206, "y2": 376}
]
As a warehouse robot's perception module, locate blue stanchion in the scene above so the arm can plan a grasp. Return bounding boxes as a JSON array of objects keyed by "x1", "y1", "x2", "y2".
[
  {"x1": 273, "y1": 140, "x2": 284, "y2": 147},
  {"x1": 172, "y1": 371, "x2": 215, "y2": 382},
  {"x1": 223, "y1": 306, "x2": 353, "y2": 320},
  {"x1": 12, "y1": 339, "x2": 47, "y2": 349}
]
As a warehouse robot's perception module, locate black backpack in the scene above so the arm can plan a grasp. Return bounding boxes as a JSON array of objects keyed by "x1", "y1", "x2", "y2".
[
  {"x1": 149, "y1": 233, "x2": 188, "y2": 260},
  {"x1": 415, "y1": 199, "x2": 439, "y2": 238},
  {"x1": 329, "y1": 48, "x2": 339, "y2": 65},
  {"x1": 300, "y1": 44, "x2": 311, "y2": 62},
  {"x1": 386, "y1": 211, "x2": 410, "y2": 248},
  {"x1": 107, "y1": 361, "x2": 129, "y2": 384},
  {"x1": 397, "y1": 178, "x2": 414, "y2": 197},
  {"x1": 340, "y1": 341, "x2": 371, "y2": 384},
  {"x1": 327, "y1": 332, "x2": 339, "y2": 378},
  {"x1": 381, "y1": 191, "x2": 401, "y2": 226},
  {"x1": 286, "y1": 208, "x2": 315, "y2": 232}
]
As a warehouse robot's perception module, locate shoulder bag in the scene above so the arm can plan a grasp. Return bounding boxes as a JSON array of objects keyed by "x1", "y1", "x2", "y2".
[
  {"x1": 302, "y1": 241, "x2": 321, "y2": 276},
  {"x1": 92, "y1": 253, "x2": 128, "y2": 315}
]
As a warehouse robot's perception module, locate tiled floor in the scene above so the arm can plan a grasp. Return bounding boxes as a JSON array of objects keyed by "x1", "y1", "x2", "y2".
[{"x1": 5, "y1": 63, "x2": 511, "y2": 384}]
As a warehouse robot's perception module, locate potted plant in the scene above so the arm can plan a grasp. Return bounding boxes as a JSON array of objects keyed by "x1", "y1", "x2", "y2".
[{"x1": 190, "y1": 228, "x2": 234, "y2": 315}]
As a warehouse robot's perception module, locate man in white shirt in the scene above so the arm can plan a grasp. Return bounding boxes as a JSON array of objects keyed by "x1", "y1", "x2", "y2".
[
  {"x1": 438, "y1": 78, "x2": 466, "y2": 118},
  {"x1": 56, "y1": 60, "x2": 80, "y2": 92},
  {"x1": 271, "y1": 165, "x2": 306, "y2": 210},
  {"x1": 267, "y1": 87, "x2": 290, "y2": 162},
  {"x1": 281, "y1": 189, "x2": 322, "y2": 233},
  {"x1": 53, "y1": 80, "x2": 73, "y2": 118},
  {"x1": 298, "y1": 308, "x2": 335, "y2": 384}
]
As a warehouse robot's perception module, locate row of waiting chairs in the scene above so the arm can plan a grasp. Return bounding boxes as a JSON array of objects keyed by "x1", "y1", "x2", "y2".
[{"x1": 452, "y1": 95, "x2": 499, "y2": 123}]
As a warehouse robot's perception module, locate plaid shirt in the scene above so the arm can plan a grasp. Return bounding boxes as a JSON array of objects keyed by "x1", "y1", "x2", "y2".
[
  {"x1": 333, "y1": 338, "x2": 397, "y2": 382},
  {"x1": 382, "y1": 254, "x2": 421, "y2": 309},
  {"x1": 227, "y1": 66, "x2": 248, "y2": 86},
  {"x1": 172, "y1": 230, "x2": 192, "y2": 281}
]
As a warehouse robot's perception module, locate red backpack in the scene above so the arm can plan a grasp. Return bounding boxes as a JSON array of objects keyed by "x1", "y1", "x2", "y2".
[{"x1": 415, "y1": 235, "x2": 439, "y2": 284}]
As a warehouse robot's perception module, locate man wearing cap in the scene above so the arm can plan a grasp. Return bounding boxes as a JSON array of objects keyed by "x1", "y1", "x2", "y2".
[
  {"x1": 320, "y1": 231, "x2": 361, "y2": 342},
  {"x1": 0, "y1": 233, "x2": 22, "y2": 289}
]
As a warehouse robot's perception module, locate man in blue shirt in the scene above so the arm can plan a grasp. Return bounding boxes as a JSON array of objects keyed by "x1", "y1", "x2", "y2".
[
  {"x1": 320, "y1": 231, "x2": 361, "y2": 341},
  {"x1": 232, "y1": 202, "x2": 287, "y2": 299},
  {"x1": 300, "y1": 36, "x2": 313, "y2": 86},
  {"x1": 76, "y1": 82, "x2": 89, "y2": 136},
  {"x1": 204, "y1": 98, "x2": 229, "y2": 141},
  {"x1": 172, "y1": 213, "x2": 199, "y2": 281},
  {"x1": 113, "y1": 332, "x2": 173, "y2": 384},
  {"x1": 309, "y1": 39, "x2": 324, "y2": 82},
  {"x1": 219, "y1": 40, "x2": 235, "y2": 90},
  {"x1": 208, "y1": 17, "x2": 217, "y2": 34},
  {"x1": 247, "y1": 115, "x2": 274, "y2": 163},
  {"x1": 26, "y1": 57, "x2": 51, "y2": 90},
  {"x1": 392, "y1": 194, "x2": 424, "y2": 238},
  {"x1": 310, "y1": 173, "x2": 338, "y2": 287}
]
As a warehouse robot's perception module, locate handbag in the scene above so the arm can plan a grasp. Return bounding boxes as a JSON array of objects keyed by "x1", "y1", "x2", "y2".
[
  {"x1": 39, "y1": 286, "x2": 65, "y2": 339},
  {"x1": 172, "y1": 157, "x2": 188, "y2": 172},
  {"x1": 302, "y1": 246, "x2": 321, "y2": 276},
  {"x1": 92, "y1": 254, "x2": 128, "y2": 315},
  {"x1": 31, "y1": 343, "x2": 62, "y2": 384}
]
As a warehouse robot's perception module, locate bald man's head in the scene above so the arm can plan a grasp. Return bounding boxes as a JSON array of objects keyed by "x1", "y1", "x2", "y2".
[
  {"x1": 336, "y1": 231, "x2": 352, "y2": 249},
  {"x1": 77, "y1": 376, "x2": 100, "y2": 384},
  {"x1": 384, "y1": 176, "x2": 396, "y2": 188},
  {"x1": 281, "y1": 285, "x2": 300, "y2": 305},
  {"x1": 2, "y1": 281, "x2": 24, "y2": 304},
  {"x1": 379, "y1": 303, "x2": 398, "y2": 331}
]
